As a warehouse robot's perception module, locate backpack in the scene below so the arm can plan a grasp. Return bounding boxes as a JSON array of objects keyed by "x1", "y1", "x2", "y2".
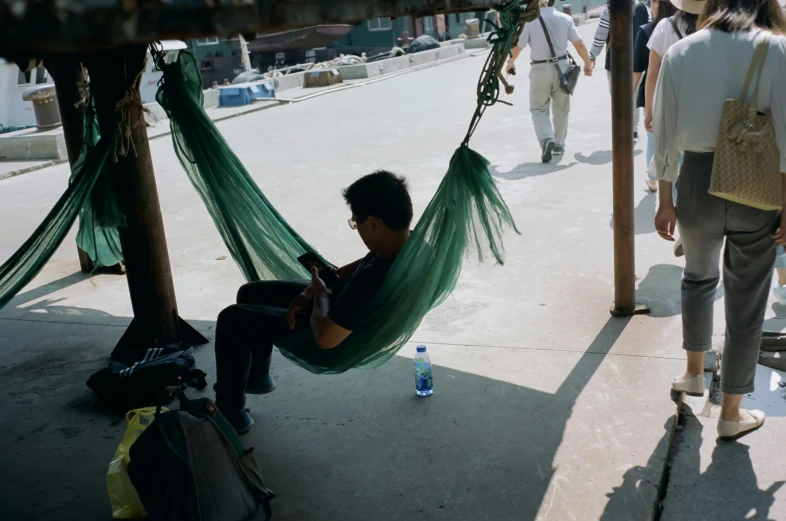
[
  {"x1": 127, "y1": 389, "x2": 275, "y2": 521},
  {"x1": 87, "y1": 344, "x2": 207, "y2": 409}
]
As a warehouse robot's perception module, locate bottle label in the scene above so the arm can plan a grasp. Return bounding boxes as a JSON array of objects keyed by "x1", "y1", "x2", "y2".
[{"x1": 415, "y1": 363, "x2": 433, "y2": 391}]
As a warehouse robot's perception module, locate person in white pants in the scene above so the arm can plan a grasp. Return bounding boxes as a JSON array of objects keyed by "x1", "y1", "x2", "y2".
[{"x1": 508, "y1": 0, "x2": 593, "y2": 163}]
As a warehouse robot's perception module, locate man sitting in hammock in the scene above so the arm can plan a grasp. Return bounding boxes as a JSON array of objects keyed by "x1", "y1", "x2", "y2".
[{"x1": 214, "y1": 171, "x2": 413, "y2": 433}]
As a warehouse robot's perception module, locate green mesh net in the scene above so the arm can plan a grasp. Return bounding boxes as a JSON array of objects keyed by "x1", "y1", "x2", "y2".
[
  {"x1": 0, "y1": 2, "x2": 534, "y2": 375},
  {"x1": 0, "y1": 121, "x2": 118, "y2": 309},
  {"x1": 154, "y1": 1, "x2": 531, "y2": 374},
  {"x1": 75, "y1": 112, "x2": 125, "y2": 268}
]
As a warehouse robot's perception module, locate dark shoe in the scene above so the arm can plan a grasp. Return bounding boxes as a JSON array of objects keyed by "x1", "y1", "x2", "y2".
[
  {"x1": 226, "y1": 409, "x2": 255, "y2": 435},
  {"x1": 633, "y1": 131, "x2": 639, "y2": 143},
  {"x1": 246, "y1": 373, "x2": 277, "y2": 395},
  {"x1": 541, "y1": 139, "x2": 555, "y2": 163},
  {"x1": 553, "y1": 145, "x2": 565, "y2": 156}
]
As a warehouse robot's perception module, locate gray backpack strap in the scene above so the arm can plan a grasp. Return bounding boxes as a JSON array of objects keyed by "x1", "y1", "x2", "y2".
[{"x1": 668, "y1": 17, "x2": 684, "y2": 40}]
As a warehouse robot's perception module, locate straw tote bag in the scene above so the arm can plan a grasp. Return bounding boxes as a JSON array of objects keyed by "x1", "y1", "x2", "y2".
[{"x1": 709, "y1": 33, "x2": 783, "y2": 211}]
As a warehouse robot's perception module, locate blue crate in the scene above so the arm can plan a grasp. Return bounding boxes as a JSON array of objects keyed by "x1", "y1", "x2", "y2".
[{"x1": 218, "y1": 87, "x2": 252, "y2": 107}]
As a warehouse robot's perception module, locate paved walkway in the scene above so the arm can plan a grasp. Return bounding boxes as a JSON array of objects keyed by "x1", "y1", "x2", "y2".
[{"x1": 0, "y1": 21, "x2": 784, "y2": 521}]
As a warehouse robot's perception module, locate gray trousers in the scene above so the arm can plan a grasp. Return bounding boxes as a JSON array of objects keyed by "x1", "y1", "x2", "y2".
[
  {"x1": 677, "y1": 152, "x2": 779, "y2": 394},
  {"x1": 529, "y1": 63, "x2": 570, "y2": 147}
]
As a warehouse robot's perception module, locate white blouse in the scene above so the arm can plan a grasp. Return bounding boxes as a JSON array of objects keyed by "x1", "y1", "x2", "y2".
[{"x1": 652, "y1": 28, "x2": 786, "y2": 182}]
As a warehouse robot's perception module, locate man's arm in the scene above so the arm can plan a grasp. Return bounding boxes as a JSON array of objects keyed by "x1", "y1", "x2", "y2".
[
  {"x1": 309, "y1": 268, "x2": 351, "y2": 349},
  {"x1": 335, "y1": 258, "x2": 363, "y2": 280},
  {"x1": 589, "y1": 7, "x2": 610, "y2": 62},
  {"x1": 507, "y1": 46, "x2": 523, "y2": 73},
  {"x1": 572, "y1": 39, "x2": 593, "y2": 76}
]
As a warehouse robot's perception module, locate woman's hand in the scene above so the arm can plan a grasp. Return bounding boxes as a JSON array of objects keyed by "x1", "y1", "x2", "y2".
[
  {"x1": 645, "y1": 110, "x2": 653, "y2": 133},
  {"x1": 655, "y1": 203, "x2": 677, "y2": 242},
  {"x1": 772, "y1": 213, "x2": 786, "y2": 247}
]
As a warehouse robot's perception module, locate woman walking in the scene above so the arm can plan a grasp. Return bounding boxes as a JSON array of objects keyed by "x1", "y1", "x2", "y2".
[
  {"x1": 653, "y1": 0, "x2": 786, "y2": 440},
  {"x1": 633, "y1": 0, "x2": 677, "y2": 191}
]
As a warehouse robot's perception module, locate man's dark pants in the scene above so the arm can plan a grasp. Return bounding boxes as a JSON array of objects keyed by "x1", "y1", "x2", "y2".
[{"x1": 214, "y1": 280, "x2": 310, "y2": 418}]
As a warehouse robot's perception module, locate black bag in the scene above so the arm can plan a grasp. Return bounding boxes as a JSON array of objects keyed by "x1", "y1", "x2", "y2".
[
  {"x1": 86, "y1": 344, "x2": 207, "y2": 409},
  {"x1": 538, "y1": 16, "x2": 581, "y2": 95},
  {"x1": 128, "y1": 389, "x2": 274, "y2": 521}
]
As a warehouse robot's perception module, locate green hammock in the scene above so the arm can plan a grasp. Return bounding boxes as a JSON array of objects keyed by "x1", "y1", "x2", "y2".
[
  {"x1": 0, "y1": 112, "x2": 120, "y2": 310},
  {"x1": 0, "y1": 1, "x2": 536, "y2": 376},
  {"x1": 153, "y1": 0, "x2": 535, "y2": 374},
  {"x1": 75, "y1": 112, "x2": 125, "y2": 269}
]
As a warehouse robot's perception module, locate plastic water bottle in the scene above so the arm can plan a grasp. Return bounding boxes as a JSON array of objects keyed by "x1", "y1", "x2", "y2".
[{"x1": 414, "y1": 345, "x2": 434, "y2": 396}]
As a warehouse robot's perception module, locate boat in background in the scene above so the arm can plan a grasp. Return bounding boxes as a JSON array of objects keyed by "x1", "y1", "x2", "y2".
[{"x1": 228, "y1": 25, "x2": 353, "y2": 54}]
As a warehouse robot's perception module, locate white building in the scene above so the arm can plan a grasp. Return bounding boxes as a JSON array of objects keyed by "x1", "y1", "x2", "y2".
[{"x1": 0, "y1": 59, "x2": 48, "y2": 133}]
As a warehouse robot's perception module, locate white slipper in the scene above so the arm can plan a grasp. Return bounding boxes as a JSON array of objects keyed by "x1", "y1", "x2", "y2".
[
  {"x1": 671, "y1": 373, "x2": 704, "y2": 397},
  {"x1": 717, "y1": 409, "x2": 766, "y2": 441}
]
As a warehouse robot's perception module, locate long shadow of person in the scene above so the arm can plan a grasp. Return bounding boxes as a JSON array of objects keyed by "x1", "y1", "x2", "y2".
[{"x1": 637, "y1": 263, "x2": 724, "y2": 318}]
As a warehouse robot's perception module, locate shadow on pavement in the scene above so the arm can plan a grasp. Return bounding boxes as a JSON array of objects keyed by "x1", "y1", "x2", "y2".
[
  {"x1": 490, "y1": 161, "x2": 578, "y2": 181},
  {"x1": 0, "y1": 284, "x2": 640, "y2": 521},
  {"x1": 574, "y1": 149, "x2": 642, "y2": 166},
  {"x1": 655, "y1": 406, "x2": 784, "y2": 521},
  {"x1": 608, "y1": 189, "x2": 656, "y2": 235},
  {"x1": 636, "y1": 263, "x2": 724, "y2": 318}
]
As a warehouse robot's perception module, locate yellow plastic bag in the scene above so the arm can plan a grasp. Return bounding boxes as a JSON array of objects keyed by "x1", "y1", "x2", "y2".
[{"x1": 106, "y1": 407, "x2": 167, "y2": 519}]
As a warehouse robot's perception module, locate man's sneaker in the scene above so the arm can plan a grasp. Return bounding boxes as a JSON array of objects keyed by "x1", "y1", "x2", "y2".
[
  {"x1": 227, "y1": 409, "x2": 255, "y2": 435},
  {"x1": 246, "y1": 373, "x2": 277, "y2": 395},
  {"x1": 773, "y1": 283, "x2": 786, "y2": 305},
  {"x1": 541, "y1": 139, "x2": 555, "y2": 163},
  {"x1": 673, "y1": 237, "x2": 684, "y2": 257},
  {"x1": 553, "y1": 145, "x2": 565, "y2": 156},
  {"x1": 634, "y1": 131, "x2": 640, "y2": 143}
]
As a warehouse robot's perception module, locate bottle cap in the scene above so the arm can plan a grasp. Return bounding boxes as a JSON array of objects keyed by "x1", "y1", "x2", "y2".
[{"x1": 416, "y1": 345, "x2": 427, "y2": 352}]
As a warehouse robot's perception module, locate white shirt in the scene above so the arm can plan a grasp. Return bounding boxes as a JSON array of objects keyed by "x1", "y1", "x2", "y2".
[
  {"x1": 647, "y1": 17, "x2": 690, "y2": 57},
  {"x1": 517, "y1": 7, "x2": 582, "y2": 62},
  {"x1": 652, "y1": 29, "x2": 786, "y2": 182}
]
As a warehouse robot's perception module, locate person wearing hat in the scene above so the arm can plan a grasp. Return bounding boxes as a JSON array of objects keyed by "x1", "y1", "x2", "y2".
[
  {"x1": 644, "y1": 0, "x2": 703, "y2": 134},
  {"x1": 644, "y1": 0, "x2": 702, "y2": 256},
  {"x1": 652, "y1": 0, "x2": 786, "y2": 440}
]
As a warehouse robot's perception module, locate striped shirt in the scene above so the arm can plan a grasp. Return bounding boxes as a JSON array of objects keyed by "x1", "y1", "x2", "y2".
[{"x1": 590, "y1": 3, "x2": 651, "y2": 71}]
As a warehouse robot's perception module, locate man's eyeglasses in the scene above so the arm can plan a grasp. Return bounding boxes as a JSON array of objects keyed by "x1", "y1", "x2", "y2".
[{"x1": 348, "y1": 218, "x2": 358, "y2": 230}]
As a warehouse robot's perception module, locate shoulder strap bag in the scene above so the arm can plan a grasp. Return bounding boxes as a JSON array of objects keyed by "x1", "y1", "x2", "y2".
[
  {"x1": 537, "y1": 16, "x2": 581, "y2": 95},
  {"x1": 709, "y1": 33, "x2": 783, "y2": 210},
  {"x1": 668, "y1": 17, "x2": 684, "y2": 40}
]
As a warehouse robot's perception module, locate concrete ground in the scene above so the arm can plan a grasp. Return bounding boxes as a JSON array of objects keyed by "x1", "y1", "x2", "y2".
[{"x1": 0, "y1": 22, "x2": 784, "y2": 520}]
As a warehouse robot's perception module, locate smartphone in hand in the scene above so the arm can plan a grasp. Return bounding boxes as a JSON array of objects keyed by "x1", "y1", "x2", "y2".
[{"x1": 297, "y1": 252, "x2": 339, "y2": 287}]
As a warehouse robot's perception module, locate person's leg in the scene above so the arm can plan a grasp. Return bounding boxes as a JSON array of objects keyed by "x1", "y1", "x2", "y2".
[
  {"x1": 214, "y1": 303, "x2": 298, "y2": 431},
  {"x1": 236, "y1": 279, "x2": 310, "y2": 307},
  {"x1": 529, "y1": 64, "x2": 555, "y2": 146},
  {"x1": 772, "y1": 247, "x2": 786, "y2": 304},
  {"x1": 633, "y1": 107, "x2": 640, "y2": 134},
  {"x1": 551, "y1": 67, "x2": 571, "y2": 149},
  {"x1": 674, "y1": 153, "x2": 726, "y2": 388},
  {"x1": 719, "y1": 202, "x2": 779, "y2": 422},
  {"x1": 235, "y1": 280, "x2": 310, "y2": 390}
]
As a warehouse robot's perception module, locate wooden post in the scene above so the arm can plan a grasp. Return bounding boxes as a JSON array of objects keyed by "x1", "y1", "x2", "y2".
[
  {"x1": 45, "y1": 57, "x2": 93, "y2": 274},
  {"x1": 609, "y1": 0, "x2": 648, "y2": 317},
  {"x1": 87, "y1": 46, "x2": 206, "y2": 355}
]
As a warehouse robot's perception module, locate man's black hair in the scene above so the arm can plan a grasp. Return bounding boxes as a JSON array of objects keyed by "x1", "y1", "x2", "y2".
[{"x1": 342, "y1": 170, "x2": 413, "y2": 231}]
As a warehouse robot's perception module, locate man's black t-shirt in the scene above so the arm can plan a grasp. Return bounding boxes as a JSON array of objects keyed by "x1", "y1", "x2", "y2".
[{"x1": 328, "y1": 252, "x2": 394, "y2": 331}]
